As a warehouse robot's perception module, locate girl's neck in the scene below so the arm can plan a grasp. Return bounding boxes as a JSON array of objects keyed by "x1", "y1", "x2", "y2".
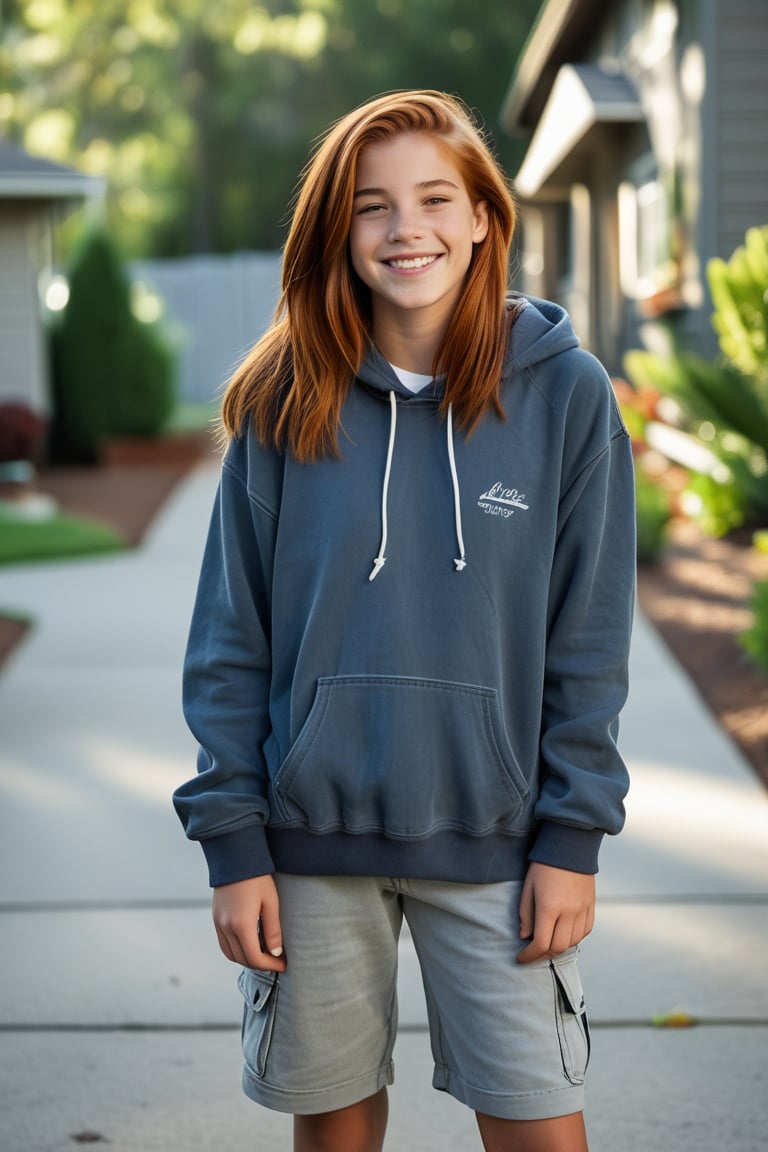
[{"x1": 370, "y1": 312, "x2": 449, "y2": 375}]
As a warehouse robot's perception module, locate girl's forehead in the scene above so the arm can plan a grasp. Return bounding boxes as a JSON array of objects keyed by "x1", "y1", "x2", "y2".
[{"x1": 354, "y1": 133, "x2": 464, "y2": 184}]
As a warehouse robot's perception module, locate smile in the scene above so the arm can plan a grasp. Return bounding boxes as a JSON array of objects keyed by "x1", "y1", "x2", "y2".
[{"x1": 385, "y1": 255, "x2": 438, "y2": 270}]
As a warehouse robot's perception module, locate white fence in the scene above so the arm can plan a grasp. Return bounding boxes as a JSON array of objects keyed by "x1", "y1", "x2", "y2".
[{"x1": 130, "y1": 252, "x2": 283, "y2": 405}]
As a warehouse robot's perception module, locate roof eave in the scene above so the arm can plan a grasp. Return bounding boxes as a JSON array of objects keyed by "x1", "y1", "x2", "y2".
[
  {"x1": 513, "y1": 64, "x2": 644, "y2": 197},
  {"x1": 499, "y1": 0, "x2": 607, "y2": 133},
  {"x1": 0, "y1": 174, "x2": 106, "y2": 201},
  {"x1": 500, "y1": 0, "x2": 573, "y2": 133}
]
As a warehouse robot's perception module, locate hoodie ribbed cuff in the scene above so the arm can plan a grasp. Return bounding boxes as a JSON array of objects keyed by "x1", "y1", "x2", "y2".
[
  {"x1": 201, "y1": 823, "x2": 275, "y2": 887},
  {"x1": 528, "y1": 821, "x2": 604, "y2": 875}
]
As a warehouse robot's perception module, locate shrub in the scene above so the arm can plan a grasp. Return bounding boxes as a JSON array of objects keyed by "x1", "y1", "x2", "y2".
[
  {"x1": 624, "y1": 226, "x2": 768, "y2": 535},
  {"x1": 740, "y1": 579, "x2": 768, "y2": 673},
  {"x1": 708, "y1": 225, "x2": 768, "y2": 386},
  {"x1": 108, "y1": 316, "x2": 176, "y2": 437},
  {"x1": 50, "y1": 227, "x2": 176, "y2": 461},
  {"x1": 635, "y1": 470, "x2": 672, "y2": 564},
  {"x1": 684, "y1": 471, "x2": 748, "y2": 538}
]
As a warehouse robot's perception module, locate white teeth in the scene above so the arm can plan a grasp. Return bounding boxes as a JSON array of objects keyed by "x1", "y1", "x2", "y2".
[{"x1": 387, "y1": 255, "x2": 437, "y2": 269}]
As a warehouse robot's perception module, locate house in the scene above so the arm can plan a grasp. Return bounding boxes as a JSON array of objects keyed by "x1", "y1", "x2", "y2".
[
  {"x1": 500, "y1": 0, "x2": 768, "y2": 374},
  {"x1": 0, "y1": 142, "x2": 104, "y2": 413}
]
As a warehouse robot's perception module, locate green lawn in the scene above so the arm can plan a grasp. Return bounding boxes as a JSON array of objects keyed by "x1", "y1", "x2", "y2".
[
  {"x1": 164, "y1": 400, "x2": 220, "y2": 432},
  {"x1": 0, "y1": 510, "x2": 125, "y2": 565}
]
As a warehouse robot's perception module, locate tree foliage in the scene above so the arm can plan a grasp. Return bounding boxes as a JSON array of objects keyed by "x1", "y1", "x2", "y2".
[{"x1": 0, "y1": 0, "x2": 540, "y2": 256}]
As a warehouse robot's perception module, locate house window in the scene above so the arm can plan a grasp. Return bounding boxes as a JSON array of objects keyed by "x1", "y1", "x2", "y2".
[
  {"x1": 618, "y1": 171, "x2": 684, "y2": 315},
  {"x1": 618, "y1": 181, "x2": 638, "y2": 297},
  {"x1": 636, "y1": 179, "x2": 669, "y2": 297}
]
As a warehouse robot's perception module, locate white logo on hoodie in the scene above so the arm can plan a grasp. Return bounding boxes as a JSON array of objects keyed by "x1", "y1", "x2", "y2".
[{"x1": 477, "y1": 482, "x2": 529, "y2": 519}]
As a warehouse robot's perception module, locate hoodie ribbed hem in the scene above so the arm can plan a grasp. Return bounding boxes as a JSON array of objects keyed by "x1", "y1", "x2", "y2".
[
  {"x1": 266, "y1": 828, "x2": 537, "y2": 883},
  {"x1": 200, "y1": 822, "x2": 605, "y2": 886}
]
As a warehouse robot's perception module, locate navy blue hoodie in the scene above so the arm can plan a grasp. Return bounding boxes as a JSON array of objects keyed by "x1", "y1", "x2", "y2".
[{"x1": 174, "y1": 296, "x2": 635, "y2": 886}]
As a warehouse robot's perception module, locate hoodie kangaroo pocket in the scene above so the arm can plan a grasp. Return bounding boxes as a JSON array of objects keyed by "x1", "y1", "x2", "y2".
[{"x1": 272, "y1": 675, "x2": 530, "y2": 837}]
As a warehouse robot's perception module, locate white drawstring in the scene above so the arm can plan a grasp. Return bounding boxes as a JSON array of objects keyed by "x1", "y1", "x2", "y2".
[
  {"x1": 446, "y1": 403, "x2": 467, "y2": 571},
  {"x1": 369, "y1": 392, "x2": 467, "y2": 580},
  {"x1": 369, "y1": 390, "x2": 398, "y2": 581}
]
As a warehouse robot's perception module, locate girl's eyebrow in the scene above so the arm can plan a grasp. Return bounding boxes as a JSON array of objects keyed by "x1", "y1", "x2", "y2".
[{"x1": 353, "y1": 178, "x2": 460, "y2": 199}]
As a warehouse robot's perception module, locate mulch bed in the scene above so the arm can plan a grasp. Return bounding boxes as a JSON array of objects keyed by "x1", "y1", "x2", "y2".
[
  {"x1": 0, "y1": 617, "x2": 30, "y2": 664},
  {"x1": 2, "y1": 437, "x2": 767, "y2": 792},
  {"x1": 636, "y1": 521, "x2": 768, "y2": 791},
  {"x1": 36, "y1": 463, "x2": 189, "y2": 548}
]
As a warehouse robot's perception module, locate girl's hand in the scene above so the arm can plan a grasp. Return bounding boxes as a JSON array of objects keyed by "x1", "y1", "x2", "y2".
[
  {"x1": 516, "y1": 862, "x2": 595, "y2": 964},
  {"x1": 212, "y1": 874, "x2": 286, "y2": 972}
]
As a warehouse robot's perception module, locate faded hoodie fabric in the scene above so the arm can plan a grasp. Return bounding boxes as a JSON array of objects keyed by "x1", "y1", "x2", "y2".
[{"x1": 174, "y1": 295, "x2": 636, "y2": 887}]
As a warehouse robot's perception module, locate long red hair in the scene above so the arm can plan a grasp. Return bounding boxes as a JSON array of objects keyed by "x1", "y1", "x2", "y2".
[{"x1": 222, "y1": 90, "x2": 519, "y2": 460}]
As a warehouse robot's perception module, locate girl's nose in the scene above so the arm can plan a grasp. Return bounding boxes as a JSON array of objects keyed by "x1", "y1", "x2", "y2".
[{"x1": 387, "y1": 213, "x2": 424, "y2": 243}]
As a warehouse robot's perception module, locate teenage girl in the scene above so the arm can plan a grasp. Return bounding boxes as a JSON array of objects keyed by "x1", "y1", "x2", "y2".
[{"x1": 174, "y1": 89, "x2": 635, "y2": 1152}]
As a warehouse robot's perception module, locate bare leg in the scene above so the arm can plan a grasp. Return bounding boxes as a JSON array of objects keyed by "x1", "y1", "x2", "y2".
[
  {"x1": 477, "y1": 1110, "x2": 588, "y2": 1152},
  {"x1": 294, "y1": 1088, "x2": 389, "y2": 1152}
]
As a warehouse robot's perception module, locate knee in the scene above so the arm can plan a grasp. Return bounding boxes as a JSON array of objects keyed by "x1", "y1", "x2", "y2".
[{"x1": 294, "y1": 1089, "x2": 388, "y2": 1152}]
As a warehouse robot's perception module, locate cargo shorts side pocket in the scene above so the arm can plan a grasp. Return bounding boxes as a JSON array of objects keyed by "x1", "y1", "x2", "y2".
[
  {"x1": 238, "y1": 967, "x2": 279, "y2": 1080},
  {"x1": 550, "y1": 952, "x2": 591, "y2": 1086}
]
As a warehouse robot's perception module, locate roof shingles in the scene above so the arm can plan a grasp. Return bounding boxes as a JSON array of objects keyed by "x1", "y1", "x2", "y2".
[{"x1": 0, "y1": 141, "x2": 104, "y2": 200}]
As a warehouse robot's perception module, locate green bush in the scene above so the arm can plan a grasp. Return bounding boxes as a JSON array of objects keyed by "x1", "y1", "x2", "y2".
[
  {"x1": 740, "y1": 579, "x2": 768, "y2": 673},
  {"x1": 635, "y1": 470, "x2": 672, "y2": 564},
  {"x1": 708, "y1": 225, "x2": 768, "y2": 386},
  {"x1": 624, "y1": 226, "x2": 768, "y2": 535},
  {"x1": 108, "y1": 316, "x2": 176, "y2": 437},
  {"x1": 50, "y1": 227, "x2": 176, "y2": 461},
  {"x1": 684, "y1": 472, "x2": 747, "y2": 538}
]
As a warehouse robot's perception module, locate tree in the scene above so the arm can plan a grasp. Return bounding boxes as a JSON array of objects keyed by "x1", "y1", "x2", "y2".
[{"x1": 0, "y1": 0, "x2": 540, "y2": 256}]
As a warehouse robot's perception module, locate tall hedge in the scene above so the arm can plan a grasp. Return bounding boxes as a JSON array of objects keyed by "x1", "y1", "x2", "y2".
[{"x1": 50, "y1": 227, "x2": 176, "y2": 461}]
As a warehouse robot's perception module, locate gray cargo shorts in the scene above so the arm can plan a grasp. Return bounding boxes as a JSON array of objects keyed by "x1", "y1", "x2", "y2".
[{"x1": 237, "y1": 874, "x2": 590, "y2": 1120}]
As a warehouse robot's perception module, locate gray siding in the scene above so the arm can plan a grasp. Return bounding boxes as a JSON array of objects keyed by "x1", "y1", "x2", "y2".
[
  {"x1": 0, "y1": 206, "x2": 48, "y2": 411},
  {"x1": 716, "y1": 0, "x2": 768, "y2": 258}
]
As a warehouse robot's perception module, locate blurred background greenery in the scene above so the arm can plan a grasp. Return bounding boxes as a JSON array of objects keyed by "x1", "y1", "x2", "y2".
[{"x1": 0, "y1": 0, "x2": 540, "y2": 257}]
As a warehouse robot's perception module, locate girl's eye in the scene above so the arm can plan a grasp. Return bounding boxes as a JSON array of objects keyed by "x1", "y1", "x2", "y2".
[
  {"x1": 425, "y1": 196, "x2": 448, "y2": 206},
  {"x1": 357, "y1": 203, "x2": 386, "y2": 215}
]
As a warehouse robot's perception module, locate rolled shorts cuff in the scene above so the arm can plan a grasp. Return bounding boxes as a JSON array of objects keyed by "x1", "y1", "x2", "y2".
[
  {"x1": 242, "y1": 1059, "x2": 395, "y2": 1116},
  {"x1": 433, "y1": 1063, "x2": 586, "y2": 1122}
]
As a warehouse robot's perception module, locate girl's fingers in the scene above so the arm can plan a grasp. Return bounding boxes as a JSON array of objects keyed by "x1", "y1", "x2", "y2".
[{"x1": 212, "y1": 876, "x2": 286, "y2": 971}]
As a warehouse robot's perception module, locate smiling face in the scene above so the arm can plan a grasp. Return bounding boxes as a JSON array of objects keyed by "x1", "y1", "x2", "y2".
[{"x1": 349, "y1": 132, "x2": 489, "y2": 358}]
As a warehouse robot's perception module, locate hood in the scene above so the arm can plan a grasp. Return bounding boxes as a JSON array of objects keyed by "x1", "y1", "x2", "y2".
[
  {"x1": 355, "y1": 294, "x2": 581, "y2": 403},
  {"x1": 503, "y1": 293, "x2": 580, "y2": 375}
]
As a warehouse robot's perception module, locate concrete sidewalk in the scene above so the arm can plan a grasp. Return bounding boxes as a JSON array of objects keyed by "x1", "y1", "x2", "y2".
[{"x1": 0, "y1": 459, "x2": 766, "y2": 1151}]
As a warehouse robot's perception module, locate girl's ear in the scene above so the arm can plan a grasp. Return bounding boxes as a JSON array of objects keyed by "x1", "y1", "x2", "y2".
[{"x1": 472, "y1": 200, "x2": 490, "y2": 244}]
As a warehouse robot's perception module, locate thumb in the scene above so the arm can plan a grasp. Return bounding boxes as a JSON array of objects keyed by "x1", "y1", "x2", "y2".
[
  {"x1": 518, "y1": 871, "x2": 535, "y2": 941},
  {"x1": 259, "y1": 890, "x2": 284, "y2": 958}
]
